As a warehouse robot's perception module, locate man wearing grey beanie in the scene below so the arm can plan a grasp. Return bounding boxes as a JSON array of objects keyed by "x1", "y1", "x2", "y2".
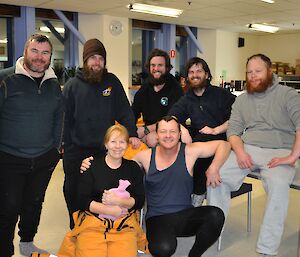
[{"x1": 62, "y1": 38, "x2": 140, "y2": 228}]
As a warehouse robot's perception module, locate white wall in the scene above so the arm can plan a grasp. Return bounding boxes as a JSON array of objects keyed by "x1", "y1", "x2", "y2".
[
  {"x1": 255, "y1": 32, "x2": 300, "y2": 67},
  {"x1": 78, "y1": 14, "x2": 103, "y2": 67},
  {"x1": 197, "y1": 29, "x2": 217, "y2": 83}
]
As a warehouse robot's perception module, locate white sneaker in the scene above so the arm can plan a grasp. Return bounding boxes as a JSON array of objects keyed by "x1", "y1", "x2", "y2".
[{"x1": 191, "y1": 193, "x2": 206, "y2": 207}]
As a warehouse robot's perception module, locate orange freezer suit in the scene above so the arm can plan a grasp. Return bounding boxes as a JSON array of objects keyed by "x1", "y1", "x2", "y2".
[{"x1": 32, "y1": 210, "x2": 148, "y2": 257}]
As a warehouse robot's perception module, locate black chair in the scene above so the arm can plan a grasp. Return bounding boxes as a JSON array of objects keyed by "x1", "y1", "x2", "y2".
[{"x1": 217, "y1": 182, "x2": 253, "y2": 251}]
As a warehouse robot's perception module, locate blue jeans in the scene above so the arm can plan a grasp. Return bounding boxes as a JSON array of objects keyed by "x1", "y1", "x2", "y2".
[{"x1": 0, "y1": 148, "x2": 60, "y2": 257}]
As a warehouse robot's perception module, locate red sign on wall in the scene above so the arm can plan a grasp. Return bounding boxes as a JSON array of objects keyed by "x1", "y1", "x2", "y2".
[{"x1": 170, "y1": 49, "x2": 176, "y2": 59}]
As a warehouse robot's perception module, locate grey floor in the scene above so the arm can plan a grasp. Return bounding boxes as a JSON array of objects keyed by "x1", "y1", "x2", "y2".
[{"x1": 13, "y1": 160, "x2": 300, "y2": 257}]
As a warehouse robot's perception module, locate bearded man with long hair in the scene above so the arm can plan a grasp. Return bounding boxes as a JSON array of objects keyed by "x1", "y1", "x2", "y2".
[
  {"x1": 168, "y1": 57, "x2": 236, "y2": 207},
  {"x1": 132, "y1": 48, "x2": 183, "y2": 147}
]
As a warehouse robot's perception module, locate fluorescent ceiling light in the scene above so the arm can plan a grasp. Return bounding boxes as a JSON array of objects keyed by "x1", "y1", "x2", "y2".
[
  {"x1": 248, "y1": 23, "x2": 279, "y2": 33},
  {"x1": 261, "y1": 0, "x2": 275, "y2": 3},
  {"x1": 40, "y1": 26, "x2": 65, "y2": 33},
  {"x1": 128, "y1": 3, "x2": 183, "y2": 18}
]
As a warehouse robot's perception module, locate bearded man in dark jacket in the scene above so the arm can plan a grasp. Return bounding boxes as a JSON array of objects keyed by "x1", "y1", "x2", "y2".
[
  {"x1": 132, "y1": 48, "x2": 183, "y2": 147},
  {"x1": 62, "y1": 38, "x2": 140, "y2": 229}
]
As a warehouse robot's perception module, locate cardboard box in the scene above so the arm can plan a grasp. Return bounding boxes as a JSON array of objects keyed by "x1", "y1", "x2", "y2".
[{"x1": 295, "y1": 65, "x2": 300, "y2": 75}]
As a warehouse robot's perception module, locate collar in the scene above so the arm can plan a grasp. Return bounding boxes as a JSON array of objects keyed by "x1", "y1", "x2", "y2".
[{"x1": 15, "y1": 57, "x2": 57, "y2": 82}]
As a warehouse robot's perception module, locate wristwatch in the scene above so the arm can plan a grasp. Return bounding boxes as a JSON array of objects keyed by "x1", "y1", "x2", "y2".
[{"x1": 144, "y1": 125, "x2": 150, "y2": 135}]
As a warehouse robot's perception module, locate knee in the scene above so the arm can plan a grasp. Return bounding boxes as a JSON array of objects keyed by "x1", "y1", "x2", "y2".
[
  {"x1": 0, "y1": 200, "x2": 19, "y2": 224},
  {"x1": 149, "y1": 240, "x2": 176, "y2": 257},
  {"x1": 207, "y1": 206, "x2": 225, "y2": 232}
]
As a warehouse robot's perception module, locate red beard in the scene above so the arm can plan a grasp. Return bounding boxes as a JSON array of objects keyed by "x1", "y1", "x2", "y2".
[{"x1": 246, "y1": 72, "x2": 273, "y2": 94}]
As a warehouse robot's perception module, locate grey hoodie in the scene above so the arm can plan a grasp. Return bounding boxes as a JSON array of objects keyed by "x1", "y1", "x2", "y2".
[{"x1": 227, "y1": 74, "x2": 300, "y2": 149}]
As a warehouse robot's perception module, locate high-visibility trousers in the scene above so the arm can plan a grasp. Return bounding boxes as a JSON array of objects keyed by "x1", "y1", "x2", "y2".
[{"x1": 31, "y1": 210, "x2": 148, "y2": 257}]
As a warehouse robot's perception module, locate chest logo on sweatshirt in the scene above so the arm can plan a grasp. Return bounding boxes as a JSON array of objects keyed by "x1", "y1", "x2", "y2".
[
  {"x1": 160, "y1": 97, "x2": 168, "y2": 106},
  {"x1": 102, "y1": 87, "x2": 112, "y2": 96}
]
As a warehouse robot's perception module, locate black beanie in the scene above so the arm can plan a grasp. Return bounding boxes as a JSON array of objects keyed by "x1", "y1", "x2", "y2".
[{"x1": 83, "y1": 38, "x2": 107, "y2": 64}]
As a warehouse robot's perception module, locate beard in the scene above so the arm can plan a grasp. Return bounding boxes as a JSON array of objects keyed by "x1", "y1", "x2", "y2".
[
  {"x1": 188, "y1": 77, "x2": 208, "y2": 90},
  {"x1": 246, "y1": 72, "x2": 273, "y2": 94},
  {"x1": 82, "y1": 63, "x2": 107, "y2": 85},
  {"x1": 148, "y1": 72, "x2": 167, "y2": 86},
  {"x1": 24, "y1": 52, "x2": 50, "y2": 74}
]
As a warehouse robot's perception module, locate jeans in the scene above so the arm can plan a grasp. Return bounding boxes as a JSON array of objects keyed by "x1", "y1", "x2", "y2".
[
  {"x1": 146, "y1": 206, "x2": 224, "y2": 257},
  {"x1": 0, "y1": 148, "x2": 60, "y2": 257}
]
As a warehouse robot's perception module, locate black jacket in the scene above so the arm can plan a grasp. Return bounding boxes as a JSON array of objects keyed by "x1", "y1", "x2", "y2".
[
  {"x1": 63, "y1": 70, "x2": 137, "y2": 148},
  {"x1": 169, "y1": 84, "x2": 236, "y2": 141},
  {"x1": 132, "y1": 73, "x2": 183, "y2": 125}
]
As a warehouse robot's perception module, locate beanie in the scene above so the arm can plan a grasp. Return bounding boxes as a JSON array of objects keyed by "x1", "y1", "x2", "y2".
[{"x1": 83, "y1": 38, "x2": 107, "y2": 64}]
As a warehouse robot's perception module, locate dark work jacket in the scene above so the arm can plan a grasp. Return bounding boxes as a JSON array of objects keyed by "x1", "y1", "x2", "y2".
[
  {"x1": 0, "y1": 58, "x2": 63, "y2": 158},
  {"x1": 169, "y1": 84, "x2": 236, "y2": 141},
  {"x1": 63, "y1": 70, "x2": 137, "y2": 149},
  {"x1": 132, "y1": 73, "x2": 183, "y2": 125}
]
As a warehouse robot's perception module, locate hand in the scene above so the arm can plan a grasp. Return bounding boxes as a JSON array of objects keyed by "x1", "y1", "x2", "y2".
[
  {"x1": 102, "y1": 190, "x2": 119, "y2": 205},
  {"x1": 268, "y1": 155, "x2": 296, "y2": 168},
  {"x1": 199, "y1": 126, "x2": 216, "y2": 135},
  {"x1": 80, "y1": 156, "x2": 94, "y2": 173},
  {"x1": 181, "y1": 127, "x2": 192, "y2": 144},
  {"x1": 206, "y1": 166, "x2": 222, "y2": 188},
  {"x1": 236, "y1": 151, "x2": 253, "y2": 170},
  {"x1": 108, "y1": 205, "x2": 129, "y2": 219},
  {"x1": 129, "y1": 137, "x2": 141, "y2": 149}
]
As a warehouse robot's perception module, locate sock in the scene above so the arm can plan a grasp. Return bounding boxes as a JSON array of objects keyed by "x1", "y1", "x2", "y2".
[{"x1": 19, "y1": 241, "x2": 49, "y2": 257}]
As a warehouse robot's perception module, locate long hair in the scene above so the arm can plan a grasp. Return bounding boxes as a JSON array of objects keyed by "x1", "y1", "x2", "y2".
[
  {"x1": 144, "y1": 48, "x2": 173, "y2": 73},
  {"x1": 185, "y1": 57, "x2": 212, "y2": 82}
]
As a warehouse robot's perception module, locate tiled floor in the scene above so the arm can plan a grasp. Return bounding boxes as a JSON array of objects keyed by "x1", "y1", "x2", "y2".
[{"x1": 13, "y1": 160, "x2": 300, "y2": 257}]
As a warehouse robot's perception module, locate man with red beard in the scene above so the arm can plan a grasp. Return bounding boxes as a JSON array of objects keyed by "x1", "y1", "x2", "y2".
[
  {"x1": 62, "y1": 38, "x2": 140, "y2": 229},
  {"x1": 168, "y1": 57, "x2": 235, "y2": 206},
  {"x1": 207, "y1": 54, "x2": 300, "y2": 257},
  {"x1": 0, "y1": 34, "x2": 63, "y2": 257},
  {"x1": 132, "y1": 48, "x2": 184, "y2": 147}
]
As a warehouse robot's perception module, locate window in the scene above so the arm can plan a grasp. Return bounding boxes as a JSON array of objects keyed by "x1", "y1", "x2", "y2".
[{"x1": 0, "y1": 18, "x2": 8, "y2": 69}]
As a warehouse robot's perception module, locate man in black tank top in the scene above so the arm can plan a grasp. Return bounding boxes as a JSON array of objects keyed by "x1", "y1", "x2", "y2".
[{"x1": 81, "y1": 115, "x2": 231, "y2": 257}]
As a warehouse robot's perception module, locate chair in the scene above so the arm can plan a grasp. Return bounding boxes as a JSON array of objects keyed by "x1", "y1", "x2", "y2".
[{"x1": 217, "y1": 182, "x2": 252, "y2": 251}]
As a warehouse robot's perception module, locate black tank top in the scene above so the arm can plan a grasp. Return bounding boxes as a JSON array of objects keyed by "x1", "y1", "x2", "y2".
[{"x1": 144, "y1": 143, "x2": 193, "y2": 219}]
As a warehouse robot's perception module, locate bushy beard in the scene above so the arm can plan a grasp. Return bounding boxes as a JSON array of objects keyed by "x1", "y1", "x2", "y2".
[
  {"x1": 148, "y1": 72, "x2": 167, "y2": 86},
  {"x1": 246, "y1": 72, "x2": 273, "y2": 94},
  {"x1": 188, "y1": 77, "x2": 207, "y2": 90},
  {"x1": 82, "y1": 63, "x2": 107, "y2": 85}
]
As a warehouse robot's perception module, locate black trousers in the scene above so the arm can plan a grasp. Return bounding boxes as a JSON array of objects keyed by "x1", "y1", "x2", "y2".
[
  {"x1": 62, "y1": 144, "x2": 104, "y2": 229},
  {"x1": 0, "y1": 148, "x2": 60, "y2": 257},
  {"x1": 192, "y1": 132, "x2": 226, "y2": 195},
  {"x1": 146, "y1": 206, "x2": 224, "y2": 257}
]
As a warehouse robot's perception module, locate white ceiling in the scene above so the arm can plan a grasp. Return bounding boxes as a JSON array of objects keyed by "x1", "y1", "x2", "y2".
[{"x1": 1, "y1": 0, "x2": 300, "y2": 34}]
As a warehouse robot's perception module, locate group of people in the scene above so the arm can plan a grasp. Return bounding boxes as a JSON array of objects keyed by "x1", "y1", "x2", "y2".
[{"x1": 0, "y1": 33, "x2": 299, "y2": 257}]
